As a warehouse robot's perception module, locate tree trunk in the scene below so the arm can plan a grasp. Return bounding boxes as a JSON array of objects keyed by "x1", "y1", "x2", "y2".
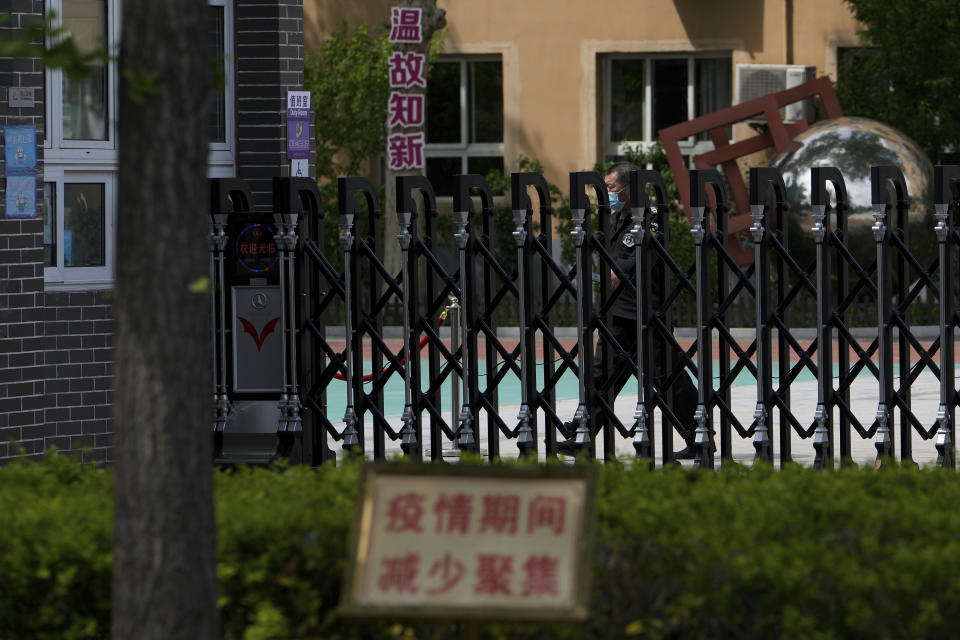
[
  {"x1": 112, "y1": 2, "x2": 219, "y2": 639},
  {"x1": 382, "y1": 0, "x2": 445, "y2": 279}
]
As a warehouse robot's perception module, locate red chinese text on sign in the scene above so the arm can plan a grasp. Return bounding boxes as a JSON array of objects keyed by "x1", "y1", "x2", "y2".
[
  {"x1": 385, "y1": 492, "x2": 425, "y2": 533},
  {"x1": 434, "y1": 493, "x2": 473, "y2": 534},
  {"x1": 389, "y1": 7, "x2": 422, "y2": 43},
  {"x1": 521, "y1": 554, "x2": 560, "y2": 597},
  {"x1": 426, "y1": 553, "x2": 467, "y2": 596},
  {"x1": 478, "y1": 493, "x2": 520, "y2": 534},
  {"x1": 388, "y1": 93, "x2": 424, "y2": 128},
  {"x1": 388, "y1": 52, "x2": 426, "y2": 88},
  {"x1": 387, "y1": 133, "x2": 424, "y2": 170},
  {"x1": 377, "y1": 553, "x2": 420, "y2": 594},
  {"x1": 474, "y1": 554, "x2": 513, "y2": 596},
  {"x1": 527, "y1": 495, "x2": 566, "y2": 535}
]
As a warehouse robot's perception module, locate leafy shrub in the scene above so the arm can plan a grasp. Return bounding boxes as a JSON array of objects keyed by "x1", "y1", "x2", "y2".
[
  {"x1": 5, "y1": 454, "x2": 960, "y2": 638},
  {"x1": 0, "y1": 451, "x2": 112, "y2": 640},
  {"x1": 572, "y1": 462, "x2": 960, "y2": 640}
]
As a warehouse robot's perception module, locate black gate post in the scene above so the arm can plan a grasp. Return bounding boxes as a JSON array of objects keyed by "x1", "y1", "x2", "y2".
[
  {"x1": 689, "y1": 170, "x2": 725, "y2": 469},
  {"x1": 513, "y1": 173, "x2": 555, "y2": 455},
  {"x1": 395, "y1": 176, "x2": 424, "y2": 458},
  {"x1": 749, "y1": 168, "x2": 786, "y2": 464},
  {"x1": 834, "y1": 176, "x2": 854, "y2": 464},
  {"x1": 479, "y1": 190, "x2": 501, "y2": 459},
  {"x1": 337, "y1": 177, "x2": 376, "y2": 455},
  {"x1": 511, "y1": 173, "x2": 551, "y2": 457},
  {"x1": 452, "y1": 175, "x2": 491, "y2": 454},
  {"x1": 569, "y1": 172, "x2": 608, "y2": 458},
  {"x1": 935, "y1": 165, "x2": 960, "y2": 468},
  {"x1": 871, "y1": 165, "x2": 908, "y2": 464},
  {"x1": 274, "y1": 177, "x2": 329, "y2": 462},
  {"x1": 352, "y1": 179, "x2": 388, "y2": 459},
  {"x1": 810, "y1": 167, "x2": 847, "y2": 470},
  {"x1": 208, "y1": 178, "x2": 255, "y2": 459},
  {"x1": 628, "y1": 169, "x2": 651, "y2": 464},
  {"x1": 628, "y1": 170, "x2": 668, "y2": 465}
]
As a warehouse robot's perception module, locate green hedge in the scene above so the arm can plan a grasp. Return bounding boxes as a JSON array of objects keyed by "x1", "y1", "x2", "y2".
[
  {"x1": 0, "y1": 452, "x2": 112, "y2": 640},
  {"x1": 3, "y1": 453, "x2": 960, "y2": 639}
]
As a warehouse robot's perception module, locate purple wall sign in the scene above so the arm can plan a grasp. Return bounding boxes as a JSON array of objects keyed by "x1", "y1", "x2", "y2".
[{"x1": 287, "y1": 91, "x2": 311, "y2": 160}]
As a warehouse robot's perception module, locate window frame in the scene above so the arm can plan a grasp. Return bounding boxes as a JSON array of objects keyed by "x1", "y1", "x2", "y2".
[
  {"x1": 44, "y1": 0, "x2": 120, "y2": 158},
  {"x1": 206, "y1": 0, "x2": 236, "y2": 175},
  {"x1": 43, "y1": 166, "x2": 117, "y2": 287},
  {"x1": 424, "y1": 55, "x2": 504, "y2": 176},
  {"x1": 602, "y1": 52, "x2": 731, "y2": 164},
  {"x1": 44, "y1": 0, "x2": 120, "y2": 289},
  {"x1": 43, "y1": 0, "x2": 235, "y2": 288}
]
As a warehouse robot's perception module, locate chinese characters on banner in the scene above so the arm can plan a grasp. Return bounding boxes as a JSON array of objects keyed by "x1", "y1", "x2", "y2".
[
  {"x1": 344, "y1": 466, "x2": 594, "y2": 621},
  {"x1": 387, "y1": 7, "x2": 425, "y2": 171}
]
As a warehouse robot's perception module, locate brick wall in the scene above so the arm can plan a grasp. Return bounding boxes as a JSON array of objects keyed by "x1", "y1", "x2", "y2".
[
  {"x1": 41, "y1": 292, "x2": 114, "y2": 463},
  {"x1": 0, "y1": 0, "x2": 117, "y2": 463},
  {"x1": 0, "y1": 0, "x2": 305, "y2": 463},
  {"x1": 236, "y1": 0, "x2": 305, "y2": 209},
  {"x1": 0, "y1": 221, "x2": 46, "y2": 460},
  {"x1": 0, "y1": 0, "x2": 49, "y2": 461}
]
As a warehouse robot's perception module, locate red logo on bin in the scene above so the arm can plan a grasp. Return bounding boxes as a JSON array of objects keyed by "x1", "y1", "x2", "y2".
[{"x1": 238, "y1": 317, "x2": 280, "y2": 351}]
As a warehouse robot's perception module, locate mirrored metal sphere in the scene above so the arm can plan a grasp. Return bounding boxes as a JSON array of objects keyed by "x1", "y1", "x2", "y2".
[{"x1": 768, "y1": 116, "x2": 934, "y2": 272}]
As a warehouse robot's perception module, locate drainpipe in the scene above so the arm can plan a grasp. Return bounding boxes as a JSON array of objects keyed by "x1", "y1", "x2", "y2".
[{"x1": 785, "y1": 0, "x2": 794, "y2": 65}]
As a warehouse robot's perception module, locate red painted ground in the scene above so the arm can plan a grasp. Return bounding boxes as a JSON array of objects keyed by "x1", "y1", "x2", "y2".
[{"x1": 323, "y1": 334, "x2": 956, "y2": 366}]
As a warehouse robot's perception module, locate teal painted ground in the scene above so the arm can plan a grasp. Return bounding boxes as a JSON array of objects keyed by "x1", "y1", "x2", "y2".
[{"x1": 322, "y1": 359, "x2": 836, "y2": 420}]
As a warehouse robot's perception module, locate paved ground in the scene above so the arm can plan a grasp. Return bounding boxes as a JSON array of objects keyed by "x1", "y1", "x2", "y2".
[
  {"x1": 329, "y1": 329, "x2": 955, "y2": 469},
  {"x1": 345, "y1": 373, "x2": 945, "y2": 468}
]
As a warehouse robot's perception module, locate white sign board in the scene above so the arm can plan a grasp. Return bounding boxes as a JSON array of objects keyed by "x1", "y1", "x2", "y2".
[{"x1": 342, "y1": 464, "x2": 596, "y2": 622}]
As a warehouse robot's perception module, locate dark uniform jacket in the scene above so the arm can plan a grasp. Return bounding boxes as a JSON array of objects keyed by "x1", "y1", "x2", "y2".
[{"x1": 607, "y1": 209, "x2": 664, "y2": 320}]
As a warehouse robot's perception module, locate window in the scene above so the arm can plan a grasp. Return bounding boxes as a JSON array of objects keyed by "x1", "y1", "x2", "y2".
[
  {"x1": 603, "y1": 53, "x2": 732, "y2": 163},
  {"x1": 425, "y1": 56, "x2": 503, "y2": 196},
  {"x1": 206, "y1": 0, "x2": 236, "y2": 176},
  {"x1": 45, "y1": 0, "x2": 117, "y2": 151},
  {"x1": 61, "y1": 1, "x2": 108, "y2": 141},
  {"x1": 44, "y1": 0, "x2": 119, "y2": 287},
  {"x1": 43, "y1": 0, "x2": 234, "y2": 287},
  {"x1": 42, "y1": 170, "x2": 114, "y2": 281}
]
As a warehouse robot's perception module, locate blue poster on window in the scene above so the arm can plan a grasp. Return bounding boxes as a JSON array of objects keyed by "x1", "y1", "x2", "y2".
[
  {"x1": 4, "y1": 125, "x2": 37, "y2": 174},
  {"x1": 5, "y1": 174, "x2": 36, "y2": 219}
]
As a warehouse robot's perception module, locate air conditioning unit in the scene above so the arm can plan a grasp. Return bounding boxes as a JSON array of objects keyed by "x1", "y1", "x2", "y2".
[{"x1": 735, "y1": 64, "x2": 816, "y2": 125}]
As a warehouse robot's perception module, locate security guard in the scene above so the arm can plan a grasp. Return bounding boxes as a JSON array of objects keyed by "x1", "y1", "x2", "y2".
[{"x1": 558, "y1": 161, "x2": 697, "y2": 458}]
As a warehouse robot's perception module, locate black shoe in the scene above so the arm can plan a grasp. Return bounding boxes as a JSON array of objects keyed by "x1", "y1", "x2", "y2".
[
  {"x1": 674, "y1": 446, "x2": 695, "y2": 460},
  {"x1": 556, "y1": 438, "x2": 590, "y2": 457}
]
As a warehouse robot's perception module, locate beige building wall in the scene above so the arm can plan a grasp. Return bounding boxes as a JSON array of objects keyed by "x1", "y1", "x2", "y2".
[
  {"x1": 792, "y1": 0, "x2": 864, "y2": 80},
  {"x1": 304, "y1": 0, "x2": 861, "y2": 190}
]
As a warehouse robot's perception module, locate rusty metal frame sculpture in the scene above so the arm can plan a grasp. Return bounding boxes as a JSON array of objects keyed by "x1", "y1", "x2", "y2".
[{"x1": 660, "y1": 76, "x2": 843, "y2": 265}]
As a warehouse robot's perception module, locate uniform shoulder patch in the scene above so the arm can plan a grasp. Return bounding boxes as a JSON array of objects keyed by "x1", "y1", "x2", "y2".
[{"x1": 622, "y1": 233, "x2": 635, "y2": 247}]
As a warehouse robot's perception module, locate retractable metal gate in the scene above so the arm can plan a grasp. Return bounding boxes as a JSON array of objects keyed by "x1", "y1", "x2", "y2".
[{"x1": 207, "y1": 164, "x2": 960, "y2": 469}]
